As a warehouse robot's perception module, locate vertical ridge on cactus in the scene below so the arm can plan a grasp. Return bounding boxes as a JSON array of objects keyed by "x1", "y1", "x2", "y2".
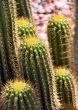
[
  {"x1": 47, "y1": 14, "x2": 71, "y2": 67},
  {"x1": 0, "y1": 0, "x2": 20, "y2": 83},
  {"x1": 16, "y1": 17, "x2": 37, "y2": 38},
  {"x1": 55, "y1": 67, "x2": 77, "y2": 108},
  {"x1": 0, "y1": 80, "x2": 40, "y2": 110},
  {"x1": 0, "y1": 52, "x2": 3, "y2": 84},
  {"x1": 19, "y1": 36, "x2": 60, "y2": 110},
  {"x1": 16, "y1": 0, "x2": 32, "y2": 19}
]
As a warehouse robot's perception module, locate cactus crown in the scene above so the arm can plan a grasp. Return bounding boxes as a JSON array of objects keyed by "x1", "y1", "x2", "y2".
[
  {"x1": 16, "y1": 17, "x2": 30, "y2": 27},
  {"x1": 48, "y1": 14, "x2": 70, "y2": 28},
  {"x1": 4, "y1": 80, "x2": 30, "y2": 93},
  {"x1": 55, "y1": 67, "x2": 71, "y2": 77},
  {"x1": 16, "y1": 17, "x2": 36, "y2": 37},
  {"x1": 22, "y1": 37, "x2": 43, "y2": 47},
  {"x1": 51, "y1": 14, "x2": 66, "y2": 23}
]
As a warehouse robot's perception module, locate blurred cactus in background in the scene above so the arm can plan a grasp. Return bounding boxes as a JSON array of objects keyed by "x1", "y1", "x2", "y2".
[
  {"x1": 47, "y1": 14, "x2": 71, "y2": 67},
  {"x1": 0, "y1": 80, "x2": 40, "y2": 110},
  {"x1": 0, "y1": 0, "x2": 20, "y2": 83},
  {"x1": 19, "y1": 36, "x2": 60, "y2": 110},
  {"x1": 74, "y1": 0, "x2": 78, "y2": 74},
  {"x1": 16, "y1": 17, "x2": 37, "y2": 38},
  {"x1": 16, "y1": 0, "x2": 32, "y2": 19},
  {"x1": 55, "y1": 67, "x2": 77, "y2": 109}
]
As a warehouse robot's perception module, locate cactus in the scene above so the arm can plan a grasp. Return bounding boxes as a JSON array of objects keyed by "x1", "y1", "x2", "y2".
[
  {"x1": 0, "y1": 52, "x2": 4, "y2": 84},
  {"x1": 55, "y1": 67, "x2": 76, "y2": 108},
  {"x1": 16, "y1": 0, "x2": 32, "y2": 19},
  {"x1": 0, "y1": 0, "x2": 20, "y2": 83},
  {"x1": 0, "y1": 80, "x2": 40, "y2": 110},
  {"x1": 16, "y1": 17, "x2": 37, "y2": 38},
  {"x1": 74, "y1": 0, "x2": 78, "y2": 73},
  {"x1": 47, "y1": 14, "x2": 71, "y2": 67},
  {"x1": 19, "y1": 36, "x2": 60, "y2": 110}
]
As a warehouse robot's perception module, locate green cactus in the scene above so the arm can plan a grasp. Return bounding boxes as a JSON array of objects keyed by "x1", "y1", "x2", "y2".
[
  {"x1": 55, "y1": 67, "x2": 77, "y2": 108},
  {"x1": 0, "y1": 52, "x2": 4, "y2": 84},
  {"x1": 0, "y1": 80, "x2": 40, "y2": 110},
  {"x1": 16, "y1": 0, "x2": 32, "y2": 19},
  {"x1": 0, "y1": 0, "x2": 20, "y2": 83},
  {"x1": 16, "y1": 17, "x2": 37, "y2": 38},
  {"x1": 47, "y1": 14, "x2": 71, "y2": 67},
  {"x1": 19, "y1": 36, "x2": 60, "y2": 110}
]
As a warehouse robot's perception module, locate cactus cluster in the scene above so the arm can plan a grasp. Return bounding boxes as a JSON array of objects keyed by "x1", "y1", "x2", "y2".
[
  {"x1": 0, "y1": 0, "x2": 20, "y2": 83},
  {"x1": 0, "y1": 80, "x2": 40, "y2": 110},
  {"x1": 16, "y1": 17, "x2": 37, "y2": 38},
  {"x1": 19, "y1": 36, "x2": 59, "y2": 110},
  {"x1": 47, "y1": 14, "x2": 71, "y2": 67},
  {"x1": 0, "y1": 0, "x2": 77, "y2": 110},
  {"x1": 55, "y1": 67, "x2": 76, "y2": 107},
  {"x1": 16, "y1": 0, "x2": 32, "y2": 19}
]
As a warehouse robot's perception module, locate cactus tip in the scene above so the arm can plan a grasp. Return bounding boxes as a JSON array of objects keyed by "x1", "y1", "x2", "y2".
[{"x1": 16, "y1": 17, "x2": 30, "y2": 27}]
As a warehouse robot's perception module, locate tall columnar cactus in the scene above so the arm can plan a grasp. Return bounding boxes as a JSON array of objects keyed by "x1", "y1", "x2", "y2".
[
  {"x1": 16, "y1": 17, "x2": 37, "y2": 38},
  {"x1": 47, "y1": 14, "x2": 71, "y2": 67},
  {"x1": 0, "y1": 0, "x2": 20, "y2": 83},
  {"x1": 55, "y1": 67, "x2": 77, "y2": 108},
  {"x1": 0, "y1": 80, "x2": 40, "y2": 110},
  {"x1": 19, "y1": 36, "x2": 60, "y2": 110},
  {"x1": 16, "y1": 0, "x2": 32, "y2": 19}
]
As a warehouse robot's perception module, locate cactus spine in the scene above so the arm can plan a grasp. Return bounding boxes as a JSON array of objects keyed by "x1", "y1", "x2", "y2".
[
  {"x1": 19, "y1": 36, "x2": 60, "y2": 110},
  {"x1": 47, "y1": 14, "x2": 71, "y2": 67},
  {"x1": 16, "y1": 17, "x2": 37, "y2": 38},
  {"x1": 0, "y1": 80, "x2": 40, "y2": 110},
  {"x1": 16, "y1": 0, "x2": 32, "y2": 19},
  {"x1": 55, "y1": 67, "x2": 77, "y2": 108},
  {"x1": 0, "y1": 0, "x2": 20, "y2": 83}
]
